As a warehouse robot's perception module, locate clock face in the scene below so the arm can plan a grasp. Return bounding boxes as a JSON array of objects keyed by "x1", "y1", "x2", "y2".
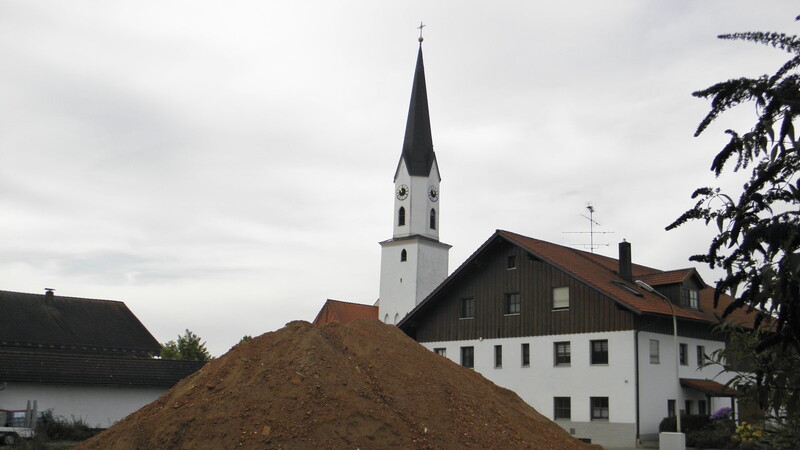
[
  {"x1": 428, "y1": 185, "x2": 439, "y2": 202},
  {"x1": 396, "y1": 184, "x2": 409, "y2": 200}
]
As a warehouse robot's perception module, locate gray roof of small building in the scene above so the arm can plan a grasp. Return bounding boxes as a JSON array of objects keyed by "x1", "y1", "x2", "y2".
[
  {"x1": 0, "y1": 350, "x2": 205, "y2": 387},
  {"x1": 0, "y1": 290, "x2": 161, "y2": 357}
]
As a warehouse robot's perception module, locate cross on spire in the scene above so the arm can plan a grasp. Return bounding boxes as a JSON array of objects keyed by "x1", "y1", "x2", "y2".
[{"x1": 417, "y1": 21, "x2": 425, "y2": 43}]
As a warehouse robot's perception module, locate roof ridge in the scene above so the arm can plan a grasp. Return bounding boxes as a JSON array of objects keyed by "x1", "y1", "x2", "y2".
[{"x1": 0, "y1": 290, "x2": 124, "y2": 304}]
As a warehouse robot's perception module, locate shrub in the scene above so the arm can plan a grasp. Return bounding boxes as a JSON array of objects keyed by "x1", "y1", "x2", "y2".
[
  {"x1": 658, "y1": 414, "x2": 710, "y2": 433},
  {"x1": 36, "y1": 411, "x2": 101, "y2": 442}
]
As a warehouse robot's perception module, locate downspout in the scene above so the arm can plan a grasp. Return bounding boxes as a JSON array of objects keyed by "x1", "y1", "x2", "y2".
[{"x1": 634, "y1": 329, "x2": 641, "y2": 445}]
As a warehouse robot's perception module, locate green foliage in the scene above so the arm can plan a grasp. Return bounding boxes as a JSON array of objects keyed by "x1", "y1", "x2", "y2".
[
  {"x1": 229, "y1": 335, "x2": 253, "y2": 351},
  {"x1": 684, "y1": 419, "x2": 737, "y2": 449},
  {"x1": 37, "y1": 411, "x2": 96, "y2": 441},
  {"x1": 160, "y1": 329, "x2": 212, "y2": 362},
  {"x1": 667, "y1": 15, "x2": 800, "y2": 446},
  {"x1": 658, "y1": 414, "x2": 710, "y2": 433}
]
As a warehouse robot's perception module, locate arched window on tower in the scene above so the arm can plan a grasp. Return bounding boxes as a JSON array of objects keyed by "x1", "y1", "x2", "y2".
[
  {"x1": 400, "y1": 249, "x2": 407, "y2": 262},
  {"x1": 430, "y1": 208, "x2": 436, "y2": 229},
  {"x1": 398, "y1": 207, "x2": 406, "y2": 226}
]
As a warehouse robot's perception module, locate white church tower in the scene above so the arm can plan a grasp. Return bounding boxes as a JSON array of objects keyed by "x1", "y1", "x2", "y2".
[{"x1": 379, "y1": 38, "x2": 451, "y2": 325}]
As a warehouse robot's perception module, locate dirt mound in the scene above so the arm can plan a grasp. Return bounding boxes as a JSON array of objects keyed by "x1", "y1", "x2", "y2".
[{"x1": 78, "y1": 320, "x2": 597, "y2": 449}]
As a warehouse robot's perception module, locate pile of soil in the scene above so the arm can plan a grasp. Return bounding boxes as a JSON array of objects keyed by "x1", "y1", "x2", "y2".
[{"x1": 78, "y1": 320, "x2": 597, "y2": 449}]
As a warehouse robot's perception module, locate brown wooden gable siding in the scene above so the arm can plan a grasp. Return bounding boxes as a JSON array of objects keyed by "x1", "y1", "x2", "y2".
[{"x1": 412, "y1": 240, "x2": 637, "y2": 343}]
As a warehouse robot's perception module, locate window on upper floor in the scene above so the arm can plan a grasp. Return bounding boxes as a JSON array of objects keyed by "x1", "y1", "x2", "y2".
[
  {"x1": 521, "y1": 343, "x2": 530, "y2": 367},
  {"x1": 460, "y1": 346, "x2": 474, "y2": 369},
  {"x1": 429, "y1": 209, "x2": 436, "y2": 229},
  {"x1": 554, "y1": 397, "x2": 571, "y2": 420},
  {"x1": 680, "y1": 343, "x2": 688, "y2": 365},
  {"x1": 507, "y1": 255, "x2": 516, "y2": 269},
  {"x1": 591, "y1": 340, "x2": 609, "y2": 365},
  {"x1": 650, "y1": 339, "x2": 660, "y2": 364},
  {"x1": 494, "y1": 345, "x2": 503, "y2": 368},
  {"x1": 505, "y1": 292, "x2": 520, "y2": 315},
  {"x1": 668, "y1": 399, "x2": 676, "y2": 418},
  {"x1": 460, "y1": 297, "x2": 475, "y2": 319},
  {"x1": 553, "y1": 286, "x2": 569, "y2": 310},
  {"x1": 434, "y1": 348, "x2": 446, "y2": 357},
  {"x1": 398, "y1": 207, "x2": 406, "y2": 226},
  {"x1": 554, "y1": 341, "x2": 571, "y2": 366},
  {"x1": 591, "y1": 397, "x2": 609, "y2": 421},
  {"x1": 696, "y1": 345, "x2": 706, "y2": 367},
  {"x1": 400, "y1": 249, "x2": 407, "y2": 262},
  {"x1": 681, "y1": 287, "x2": 699, "y2": 309}
]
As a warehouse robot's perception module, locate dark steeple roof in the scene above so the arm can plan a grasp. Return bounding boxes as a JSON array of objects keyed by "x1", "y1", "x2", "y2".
[{"x1": 400, "y1": 44, "x2": 437, "y2": 177}]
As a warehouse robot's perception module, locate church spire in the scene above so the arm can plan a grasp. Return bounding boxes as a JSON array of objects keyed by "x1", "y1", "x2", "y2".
[{"x1": 400, "y1": 42, "x2": 436, "y2": 177}]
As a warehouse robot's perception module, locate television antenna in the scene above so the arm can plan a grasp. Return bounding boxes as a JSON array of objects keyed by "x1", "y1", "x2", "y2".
[{"x1": 563, "y1": 204, "x2": 614, "y2": 253}]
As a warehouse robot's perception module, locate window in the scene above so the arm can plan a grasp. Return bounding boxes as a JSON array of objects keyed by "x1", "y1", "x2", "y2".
[
  {"x1": 685, "y1": 400, "x2": 693, "y2": 415},
  {"x1": 591, "y1": 340, "x2": 609, "y2": 365},
  {"x1": 680, "y1": 287, "x2": 699, "y2": 308},
  {"x1": 696, "y1": 345, "x2": 706, "y2": 367},
  {"x1": 667, "y1": 399, "x2": 676, "y2": 417},
  {"x1": 460, "y1": 346, "x2": 474, "y2": 369},
  {"x1": 400, "y1": 249, "x2": 407, "y2": 262},
  {"x1": 680, "y1": 343, "x2": 688, "y2": 365},
  {"x1": 505, "y1": 293, "x2": 520, "y2": 315},
  {"x1": 434, "y1": 348, "x2": 446, "y2": 357},
  {"x1": 553, "y1": 286, "x2": 569, "y2": 310},
  {"x1": 554, "y1": 397, "x2": 571, "y2": 420},
  {"x1": 460, "y1": 297, "x2": 475, "y2": 319},
  {"x1": 650, "y1": 339, "x2": 660, "y2": 364},
  {"x1": 398, "y1": 207, "x2": 406, "y2": 226},
  {"x1": 591, "y1": 397, "x2": 609, "y2": 421},
  {"x1": 698, "y1": 400, "x2": 707, "y2": 416},
  {"x1": 681, "y1": 287, "x2": 699, "y2": 309},
  {"x1": 507, "y1": 255, "x2": 516, "y2": 269},
  {"x1": 429, "y1": 209, "x2": 436, "y2": 229},
  {"x1": 494, "y1": 345, "x2": 503, "y2": 368},
  {"x1": 554, "y1": 341, "x2": 571, "y2": 366},
  {"x1": 521, "y1": 343, "x2": 530, "y2": 367}
]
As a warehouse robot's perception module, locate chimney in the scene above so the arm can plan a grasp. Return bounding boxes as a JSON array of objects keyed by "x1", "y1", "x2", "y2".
[
  {"x1": 619, "y1": 240, "x2": 632, "y2": 282},
  {"x1": 45, "y1": 288, "x2": 54, "y2": 303}
]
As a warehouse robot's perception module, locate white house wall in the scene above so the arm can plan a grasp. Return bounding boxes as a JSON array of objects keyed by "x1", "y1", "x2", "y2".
[
  {"x1": 0, "y1": 382, "x2": 164, "y2": 428},
  {"x1": 637, "y1": 331, "x2": 732, "y2": 440},
  {"x1": 421, "y1": 330, "x2": 637, "y2": 448}
]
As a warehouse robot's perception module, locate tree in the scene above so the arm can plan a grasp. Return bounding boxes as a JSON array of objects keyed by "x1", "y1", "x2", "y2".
[
  {"x1": 160, "y1": 329, "x2": 212, "y2": 362},
  {"x1": 667, "y1": 15, "x2": 800, "y2": 445}
]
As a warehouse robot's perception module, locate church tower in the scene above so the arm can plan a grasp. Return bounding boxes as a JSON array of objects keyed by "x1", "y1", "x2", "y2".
[{"x1": 379, "y1": 38, "x2": 451, "y2": 325}]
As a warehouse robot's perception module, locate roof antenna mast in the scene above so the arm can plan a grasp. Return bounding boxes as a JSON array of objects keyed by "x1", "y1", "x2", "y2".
[{"x1": 563, "y1": 203, "x2": 614, "y2": 253}]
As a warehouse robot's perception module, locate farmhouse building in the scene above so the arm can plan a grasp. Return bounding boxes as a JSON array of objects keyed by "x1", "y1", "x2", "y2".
[
  {"x1": 396, "y1": 230, "x2": 748, "y2": 446},
  {"x1": 0, "y1": 289, "x2": 204, "y2": 428}
]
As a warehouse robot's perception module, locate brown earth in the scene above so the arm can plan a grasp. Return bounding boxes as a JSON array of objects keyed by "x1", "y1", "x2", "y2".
[{"x1": 78, "y1": 320, "x2": 600, "y2": 449}]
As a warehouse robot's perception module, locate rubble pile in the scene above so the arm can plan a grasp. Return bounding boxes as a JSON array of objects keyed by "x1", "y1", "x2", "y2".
[{"x1": 79, "y1": 320, "x2": 596, "y2": 449}]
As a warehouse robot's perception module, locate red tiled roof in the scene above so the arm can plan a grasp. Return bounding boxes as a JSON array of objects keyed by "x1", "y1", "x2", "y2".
[
  {"x1": 495, "y1": 230, "x2": 757, "y2": 326},
  {"x1": 681, "y1": 378, "x2": 739, "y2": 397},
  {"x1": 638, "y1": 269, "x2": 699, "y2": 287},
  {"x1": 313, "y1": 299, "x2": 378, "y2": 325}
]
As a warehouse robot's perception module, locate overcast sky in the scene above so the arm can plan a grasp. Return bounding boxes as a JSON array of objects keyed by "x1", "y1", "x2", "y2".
[{"x1": 1, "y1": 1, "x2": 797, "y2": 356}]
